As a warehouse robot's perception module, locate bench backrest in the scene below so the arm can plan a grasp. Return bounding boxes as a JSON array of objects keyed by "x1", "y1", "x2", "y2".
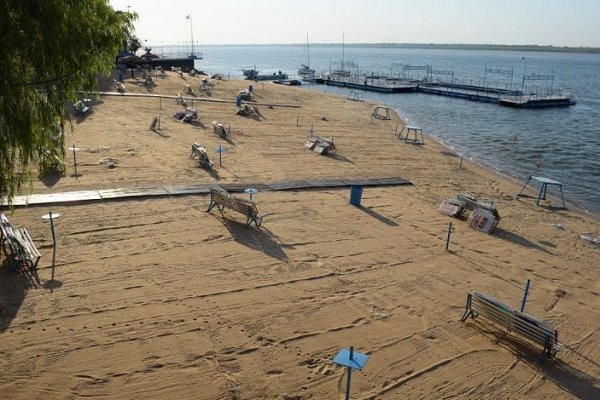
[
  {"x1": 210, "y1": 188, "x2": 259, "y2": 217},
  {"x1": 470, "y1": 292, "x2": 557, "y2": 349}
]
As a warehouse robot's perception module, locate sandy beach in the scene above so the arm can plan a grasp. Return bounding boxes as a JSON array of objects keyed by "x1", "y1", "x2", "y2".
[{"x1": 1, "y1": 71, "x2": 599, "y2": 399}]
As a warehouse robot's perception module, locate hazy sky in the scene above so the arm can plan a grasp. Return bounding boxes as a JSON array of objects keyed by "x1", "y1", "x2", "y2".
[{"x1": 109, "y1": 0, "x2": 600, "y2": 47}]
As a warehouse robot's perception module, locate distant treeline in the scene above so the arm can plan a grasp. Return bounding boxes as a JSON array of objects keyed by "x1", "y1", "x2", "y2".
[{"x1": 210, "y1": 43, "x2": 600, "y2": 54}]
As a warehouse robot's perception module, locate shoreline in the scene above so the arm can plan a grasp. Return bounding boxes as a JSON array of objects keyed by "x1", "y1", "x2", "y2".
[{"x1": 306, "y1": 85, "x2": 599, "y2": 219}]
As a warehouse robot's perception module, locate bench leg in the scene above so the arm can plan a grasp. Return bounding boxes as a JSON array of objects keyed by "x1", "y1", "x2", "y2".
[
  {"x1": 206, "y1": 199, "x2": 217, "y2": 213},
  {"x1": 255, "y1": 215, "x2": 264, "y2": 227},
  {"x1": 460, "y1": 293, "x2": 473, "y2": 322}
]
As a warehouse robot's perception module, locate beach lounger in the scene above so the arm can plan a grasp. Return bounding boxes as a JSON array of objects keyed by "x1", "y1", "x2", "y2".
[
  {"x1": 73, "y1": 100, "x2": 90, "y2": 114},
  {"x1": 212, "y1": 121, "x2": 230, "y2": 138},
  {"x1": 206, "y1": 186, "x2": 264, "y2": 227},
  {"x1": 0, "y1": 214, "x2": 41, "y2": 271},
  {"x1": 304, "y1": 136, "x2": 336, "y2": 155},
  {"x1": 176, "y1": 93, "x2": 188, "y2": 107},
  {"x1": 113, "y1": 79, "x2": 125, "y2": 93},
  {"x1": 189, "y1": 142, "x2": 213, "y2": 169},
  {"x1": 184, "y1": 84, "x2": 195, "y2": 95},
  {"x1": 439, "y1": 193, "x2": 500, "y2": 233},
  {"x1": 461, "y1": 291, "x2": 561, "y2": 359}
]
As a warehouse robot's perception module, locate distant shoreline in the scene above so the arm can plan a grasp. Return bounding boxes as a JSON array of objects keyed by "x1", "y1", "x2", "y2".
[{"x1": 198, "y1": 43, "x2": 600, "y2": 54}]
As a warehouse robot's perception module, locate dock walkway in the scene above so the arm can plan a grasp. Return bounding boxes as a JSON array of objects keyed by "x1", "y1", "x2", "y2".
[{"x1": 3, "y1": 177, "x2": 411, "y2": 208}]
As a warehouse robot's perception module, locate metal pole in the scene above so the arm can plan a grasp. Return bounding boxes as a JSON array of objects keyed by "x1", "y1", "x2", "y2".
[
  {"x1": 445, "y1": 222, "x2": 453, "y2": 251},
  {"x1": 345, "y1": 367, "x2": 352, "y2": 400},
  {"x1": 49, "y1": 211, "x2": 56, "y2": 280},
  {"x1": 520, "y1": 279, "x2": 531, "y2": 312},
  {"x1": 72, "y1": 144, "x2": 78, "y2": 177},
  {"x1": 345, "y1": 346, "x2": 354, "y2": 400}
]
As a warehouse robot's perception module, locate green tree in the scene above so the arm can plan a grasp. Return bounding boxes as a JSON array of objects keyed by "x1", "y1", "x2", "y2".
[{"x1": 0, "y1": 0, "x2": 136, "y2": 204}]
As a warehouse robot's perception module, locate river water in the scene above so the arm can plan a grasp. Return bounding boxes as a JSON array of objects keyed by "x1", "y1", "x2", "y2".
[{"x1": 165, "y1": 45, "x2": 600, "y2": 215}]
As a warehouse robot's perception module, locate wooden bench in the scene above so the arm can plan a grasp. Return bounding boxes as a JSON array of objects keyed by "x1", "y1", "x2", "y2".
[
  {"x1": 0, "y1": 214, "x2": 41, "y2": 271},
  {"x1": 206, "y1": 186, "x2": 264, "y2": 227},
  {"x1": 212, "y1": 121, "x2": 230, "y2": 138},
  {"x1": 189, "y1": 142, "x2": 213, "y2": 169},
  {"x1": 461, "y1": 291, "x2": 561, "y2": 359}
]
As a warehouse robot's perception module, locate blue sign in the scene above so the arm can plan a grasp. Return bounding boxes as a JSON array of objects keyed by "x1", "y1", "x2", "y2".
[
  {"x1": 333, "y1": 348, "x2": 369, "y2": 371},
  {"x1": 215, "y1": 145, "x2": 226, "y2": 153}
]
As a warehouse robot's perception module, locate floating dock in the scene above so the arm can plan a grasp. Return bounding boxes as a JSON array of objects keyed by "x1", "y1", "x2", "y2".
[
  {"x1": 308, "y1": 68, "x2": 576, "y2": 108},
  {"x1": 313, "y1": 76, "x2": 416, "y2": 93}
]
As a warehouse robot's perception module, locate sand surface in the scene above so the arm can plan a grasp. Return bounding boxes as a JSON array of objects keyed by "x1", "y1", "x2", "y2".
[{"x1": 1, "y1": 71, "x2": 599, "y2": 399}]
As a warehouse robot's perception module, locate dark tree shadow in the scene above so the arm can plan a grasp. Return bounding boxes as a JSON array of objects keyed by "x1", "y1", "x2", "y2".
[
  {"x1": 356, "y1": 205, "x2": 398, "y2": 226},
  {"x1": 74, "y1": 109, "x2": 94, "y2": 124},
  {"x1": 466, "y1": 322, "x2": 600, "y2": 399},
  {"x1": 494, "y1": 227, "x2": 553, "y2": 254},
  {"x1": 0, "y1": 256, "x2": 40, "y2": 332},
  {"x1": 39, "y1": 170, "x2": 63, "y2": 188},
  {"x1": 216, "y1": 217, "x2": 288, "y2": 261}
]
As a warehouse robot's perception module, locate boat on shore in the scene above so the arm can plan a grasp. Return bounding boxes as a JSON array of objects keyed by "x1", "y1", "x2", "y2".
[{"x1": 243, "y1": 69, "x2": 288, "y2": 81}]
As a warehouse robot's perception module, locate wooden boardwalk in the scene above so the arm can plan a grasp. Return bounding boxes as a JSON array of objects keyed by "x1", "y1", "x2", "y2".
[{"x1": 3, "y1": 177, "x2": 411, "y2": 207}]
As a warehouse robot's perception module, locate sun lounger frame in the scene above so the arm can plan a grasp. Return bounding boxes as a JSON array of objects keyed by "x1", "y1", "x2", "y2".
[
  {"x1": 0, "y1": 213, "x2": 41, "y2": 271},
  {"x1": 189, "y1": 142, "x2": 213, "y2": 169}
]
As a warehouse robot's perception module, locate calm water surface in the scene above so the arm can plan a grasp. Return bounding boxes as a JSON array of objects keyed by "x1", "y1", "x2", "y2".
[{"x1": 164, "y1": 45, "x2": 600, "y2": 214}]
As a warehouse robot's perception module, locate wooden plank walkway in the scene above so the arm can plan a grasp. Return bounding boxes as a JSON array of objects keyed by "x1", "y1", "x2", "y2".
[{"x1": 2, "y1": 177, "x2": 411, "y2": 207}]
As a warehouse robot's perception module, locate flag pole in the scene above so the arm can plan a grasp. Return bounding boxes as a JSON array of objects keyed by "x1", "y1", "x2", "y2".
[{"x1": 187, "y1": 13, "x2": 195, "y2": 57}]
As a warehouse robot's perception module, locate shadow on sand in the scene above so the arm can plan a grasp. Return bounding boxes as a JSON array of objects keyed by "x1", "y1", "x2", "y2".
[
  {"x1": 0, "y1": 257, "x2": 40, "y2": 332},
  {"x1": 356, "y1": 206, "x2": 398, "y2": 226},
  {"x1": 494, "y1": 228, "x2": 553, "y2": 255},
  {"x1": 40, "y1": 170, "x2": 64, "y2": 188},
  {"x1": 467, "y1": 323, "x2": 599, "y2": 399},
  {"x1": 217, "y1": 217, "x2": 288, "y2": 261}
]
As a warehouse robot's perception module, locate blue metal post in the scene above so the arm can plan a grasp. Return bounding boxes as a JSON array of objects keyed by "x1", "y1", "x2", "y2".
[
  {"x1": 344, "y1": 346, "x2": 354, "y2": 400},
  {"x1": 520, "y1": 279, "x2": 531, "y2": 312}
]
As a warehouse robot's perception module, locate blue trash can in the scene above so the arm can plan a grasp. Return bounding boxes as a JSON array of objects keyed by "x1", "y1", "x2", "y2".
[{"x1": 350, "y1": 186, "x2": 363, "y2": 206}]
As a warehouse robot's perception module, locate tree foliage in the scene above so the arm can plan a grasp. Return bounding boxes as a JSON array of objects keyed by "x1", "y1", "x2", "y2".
[
  {"x1": 0, "y1": 0, "x2": 135, "y2": 204},
  {"x1": 127, "y1": 34, "x2": 142, "y2": 54}
]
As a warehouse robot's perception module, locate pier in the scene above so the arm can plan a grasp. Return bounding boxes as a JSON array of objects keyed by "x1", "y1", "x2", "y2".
[{"x1": 308, "y1": 64, "x2": 576, "y2": 108}]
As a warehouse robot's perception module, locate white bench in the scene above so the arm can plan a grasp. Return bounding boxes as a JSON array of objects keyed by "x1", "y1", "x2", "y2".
[
  {"x1": 206, "y1": 186, "x2": 263, "y2": 227},
  {"x1": 461, "y1": 291, "x2": 561, "y2": 359},
  {"x1": 0, "y1": 214, "x2": 41, "y2": 271}
]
